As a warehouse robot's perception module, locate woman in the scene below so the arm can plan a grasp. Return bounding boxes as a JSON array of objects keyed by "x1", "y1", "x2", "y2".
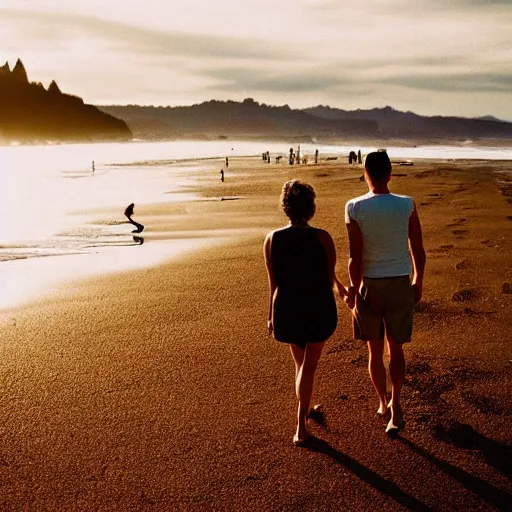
[{"x1": 263, "y1": 180, "x2": 346, "y2": 445}]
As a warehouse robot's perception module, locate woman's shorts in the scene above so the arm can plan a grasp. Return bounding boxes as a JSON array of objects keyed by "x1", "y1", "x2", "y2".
[{"x1": 353, "y1": 275, "x2": 414, "y2": 344}]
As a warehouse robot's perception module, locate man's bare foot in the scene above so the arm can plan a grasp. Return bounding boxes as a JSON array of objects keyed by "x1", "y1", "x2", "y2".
[
  {"x1": 386, "y1": 404, "x2": 404, "y2": 437},
  {"x1": 294, "y1": 418, "x2": 309, "y2": 445},
  {"x1": 293, "y1": 431, "x2": 311, "y2": 446}
]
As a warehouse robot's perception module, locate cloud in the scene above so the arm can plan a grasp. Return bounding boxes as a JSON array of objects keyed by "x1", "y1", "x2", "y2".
[
  {"x1": 382, "y1": 72, "x2": 512, "y2": 93},
  {"x1": 0, "y1": 8, "x2": 292, "y2": 62}
]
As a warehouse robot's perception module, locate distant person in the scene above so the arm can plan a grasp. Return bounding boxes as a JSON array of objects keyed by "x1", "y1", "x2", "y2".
[
  {"x1": 289, "y1": 148, "x2": 294, "y2": 165},
  {"x1": 264, "y1": 180, "x2": 347, "y2": 445},
  {"x1": 220, "y1": 169, "x2": 225, "y2": 182},
  {"x1": 225, "y1": 157, "x2": 229, "y2": 167},
  {"x1": 124, "y1": 203, "x2": 144, "y2": 233},
  {"x1": 315, "y1": 149, "x2": 319, "y2": 164},
  {"x1": 92, "y1": 160, "x2": 95, "y2": 174},
  {"x1": 357, "y1": 149, "x2": 362, "y2": 164},
  {"x1": 344, "y1": 151, "x2": 426, "y2": 437}
]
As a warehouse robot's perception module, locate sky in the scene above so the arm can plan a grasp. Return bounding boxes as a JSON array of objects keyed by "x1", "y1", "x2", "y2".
[{"x1": 1, "y1": 0, "x2": 511, "y2": 120}]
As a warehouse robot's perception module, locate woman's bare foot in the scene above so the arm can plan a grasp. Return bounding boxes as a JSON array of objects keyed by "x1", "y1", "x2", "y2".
[
  {"x1": 307, "y1": 404, "x2": 326, "y2": 427},
  {"x1": 376, "y1": 401, "x2": 389, "y2": 417}
]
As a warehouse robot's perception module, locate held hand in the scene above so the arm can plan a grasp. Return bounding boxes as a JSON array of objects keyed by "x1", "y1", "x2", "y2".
[
  {"x1": 334, "y1": 276, "x2": 348, "y2": 299},
  {"x1": 412, "y1": 283, "x2": 422, "y2": 304},
  {"x1": 345, "y1": 286, "x2": 356, "y2": 309},
  {"x1": 267, "y1": 320, "x2": 273, "y2": 336}
]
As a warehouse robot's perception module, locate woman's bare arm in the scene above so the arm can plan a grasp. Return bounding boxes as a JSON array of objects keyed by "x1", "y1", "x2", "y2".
[{"x1": 263, "y1": 232, "x2": 276, "y2": 335}]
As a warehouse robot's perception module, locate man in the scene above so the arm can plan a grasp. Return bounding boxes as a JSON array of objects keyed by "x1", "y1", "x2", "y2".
[{"x1": 345, "y1": 151, "x2": 426, "y2": 437}]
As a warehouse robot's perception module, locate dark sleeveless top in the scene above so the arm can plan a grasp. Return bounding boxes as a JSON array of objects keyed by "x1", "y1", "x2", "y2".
[{"x1": 271, "y1": 227, "x2": 337, "y2": 345}]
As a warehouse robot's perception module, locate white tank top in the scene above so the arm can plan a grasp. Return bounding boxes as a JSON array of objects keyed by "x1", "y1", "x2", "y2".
[{"x1": 345, "y1": 191, "x2": 414, "y2": 278}]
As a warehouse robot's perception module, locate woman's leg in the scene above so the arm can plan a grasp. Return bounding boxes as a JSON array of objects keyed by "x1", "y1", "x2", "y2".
[
  {"x1": 367, "y1": 339, "x2": 388, "y2": 415},
  {"x1": 289, "y1": 344, "x2": 305, "y2": 398},
  {"x1": 387, "y1": 338, "x2": 405, "y2": 428},
  {"x1": 294, "y1": 342, "x2": 325, "y2": 443}
]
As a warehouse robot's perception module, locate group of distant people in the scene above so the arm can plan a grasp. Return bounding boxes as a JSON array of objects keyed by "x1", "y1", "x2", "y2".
[{"x1": 264, "y1": 151, "x2": 426, "y2": 445}]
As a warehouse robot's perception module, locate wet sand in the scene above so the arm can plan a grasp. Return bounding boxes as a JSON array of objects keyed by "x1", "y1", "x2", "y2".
[{"x1": 1, "y1": 156, "x2": 511, "y2": 510}]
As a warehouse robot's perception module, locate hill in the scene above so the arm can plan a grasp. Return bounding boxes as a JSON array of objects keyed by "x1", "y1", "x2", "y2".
[
  {"x1": 99, "y1": 98, "x2": 379, "y2": 141},
  {"x1": 304, "y1": 105, "x2": 512, "y2": 141},
  {"x1": 0, "y1": 59, "x2": 132, "y2": 144}
]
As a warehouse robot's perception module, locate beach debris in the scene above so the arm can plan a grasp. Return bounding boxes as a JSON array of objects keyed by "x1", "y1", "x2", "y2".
[
  {"x1": 502, "y1": 283, "x2": 512, "y2": 294},
  {"x1": 124, "y1": 203, "x2": 144, "y2": 233},
  {"x1": 391, "y1": 160, "x2": 414, "y2": 166}
]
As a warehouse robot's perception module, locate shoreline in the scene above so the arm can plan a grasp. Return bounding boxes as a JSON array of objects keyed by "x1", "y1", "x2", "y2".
[{"x1": 2, "y1": 154, "x2": 511, "y2": 311}]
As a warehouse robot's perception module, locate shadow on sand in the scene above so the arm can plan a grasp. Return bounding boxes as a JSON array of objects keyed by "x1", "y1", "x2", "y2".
[
  {"x1": 400, "y1": 436, "x2": 512, "y2": 511},
  {"x1": 304, "y1": 437, "x2": 432, "y2": 511}
]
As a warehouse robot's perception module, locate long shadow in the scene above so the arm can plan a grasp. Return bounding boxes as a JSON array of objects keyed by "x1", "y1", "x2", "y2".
[
  {"x1": 400, "y1": 437, "x2": 512, "y2": 511},
  {"x1": 304, "y1": 437, "x2": 432, "y2": 511},
  {"x1": 434, "y1": 421, "x2": 512, "y2": 478}
]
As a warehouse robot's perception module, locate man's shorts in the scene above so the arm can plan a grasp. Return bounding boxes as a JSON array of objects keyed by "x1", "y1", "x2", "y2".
[{"x1": 353, "y1": 276, "x2": 414, "y2": 344}]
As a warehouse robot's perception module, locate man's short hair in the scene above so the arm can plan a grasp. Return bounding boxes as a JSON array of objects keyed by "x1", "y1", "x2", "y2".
[{"x1": 365, "y1": 151, "x2": 392, "y2": 183}]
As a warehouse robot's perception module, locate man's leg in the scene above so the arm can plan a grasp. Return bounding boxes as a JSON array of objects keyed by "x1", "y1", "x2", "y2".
[
  {"x1": 387, "y1": 338, "x2": 405, "y2": 431},
  {"x1": 293, "y1": 342, "x2": 324, "y2": 443},
  {"x1": 367, "y1": 339, "x2": 388, "y2": 415}
]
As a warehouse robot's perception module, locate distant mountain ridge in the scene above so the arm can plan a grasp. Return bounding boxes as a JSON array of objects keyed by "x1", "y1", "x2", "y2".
[
  {"x1": 100, "y1": 100, "x2": 512, "y2": 142},
  {"x1": 0, "y1": 59, "x2": 132, "y2": 144},
  {"x1": 99, "y1": 98, "x2": 379, "y2": 141},
  {"x1": 304, "y1": 105, "x2": 512, "y2": 140}
]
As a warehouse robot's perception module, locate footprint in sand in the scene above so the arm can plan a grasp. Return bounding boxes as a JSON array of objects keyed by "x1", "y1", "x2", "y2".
[
  {"x1": 452, "y1": 288, "x2": 477, "y2": 302},
  {"x1": 420, "y1": 202, "x2": 431, "y2": 206},
  {"x1": 452, "y1": 229, "x2": 469, "y2": 236},
  {"x1": 506, "y1": 216, "x2": 512, "y2": 221},
  {"x1": 463, "y1": 307, "x2": 496, "y2": 316},
  {"x1": 460, "y1": 392, "x2": 506, "y2": 416},
  {"x1": 447, "y1": 218, "x2": 467, "y2": 227},
  {"x1": 455, "y1": 260, "x2": 470, "y2": 270}
]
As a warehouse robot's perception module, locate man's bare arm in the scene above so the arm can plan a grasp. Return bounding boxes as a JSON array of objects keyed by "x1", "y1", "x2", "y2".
[
  {"x1": 408, "y1": 203, "x2": 426, "y2": 303},
  {"x1": 346, "y1": 220, "x2": 364, "y2": 308}
]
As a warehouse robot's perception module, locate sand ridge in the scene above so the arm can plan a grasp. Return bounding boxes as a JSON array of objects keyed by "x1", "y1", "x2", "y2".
[{"x1": 0, "y1": 156, "x2": 511, "y2": 510}]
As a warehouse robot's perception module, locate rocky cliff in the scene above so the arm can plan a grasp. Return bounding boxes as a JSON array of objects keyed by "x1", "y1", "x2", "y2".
[{"x1": 0, "y1": 59, "x2": 132, "y2": 144}]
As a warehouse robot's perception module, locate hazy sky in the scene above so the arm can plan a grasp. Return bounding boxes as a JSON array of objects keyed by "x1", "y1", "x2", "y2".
[{"x1": 1, "y1": 0, "x2": 511, "y2": 119}]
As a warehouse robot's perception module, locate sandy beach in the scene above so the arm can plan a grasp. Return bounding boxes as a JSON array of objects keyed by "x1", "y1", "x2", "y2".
[{"x1": 1, "y1": 155, "x2": 511, "y2": 510}]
